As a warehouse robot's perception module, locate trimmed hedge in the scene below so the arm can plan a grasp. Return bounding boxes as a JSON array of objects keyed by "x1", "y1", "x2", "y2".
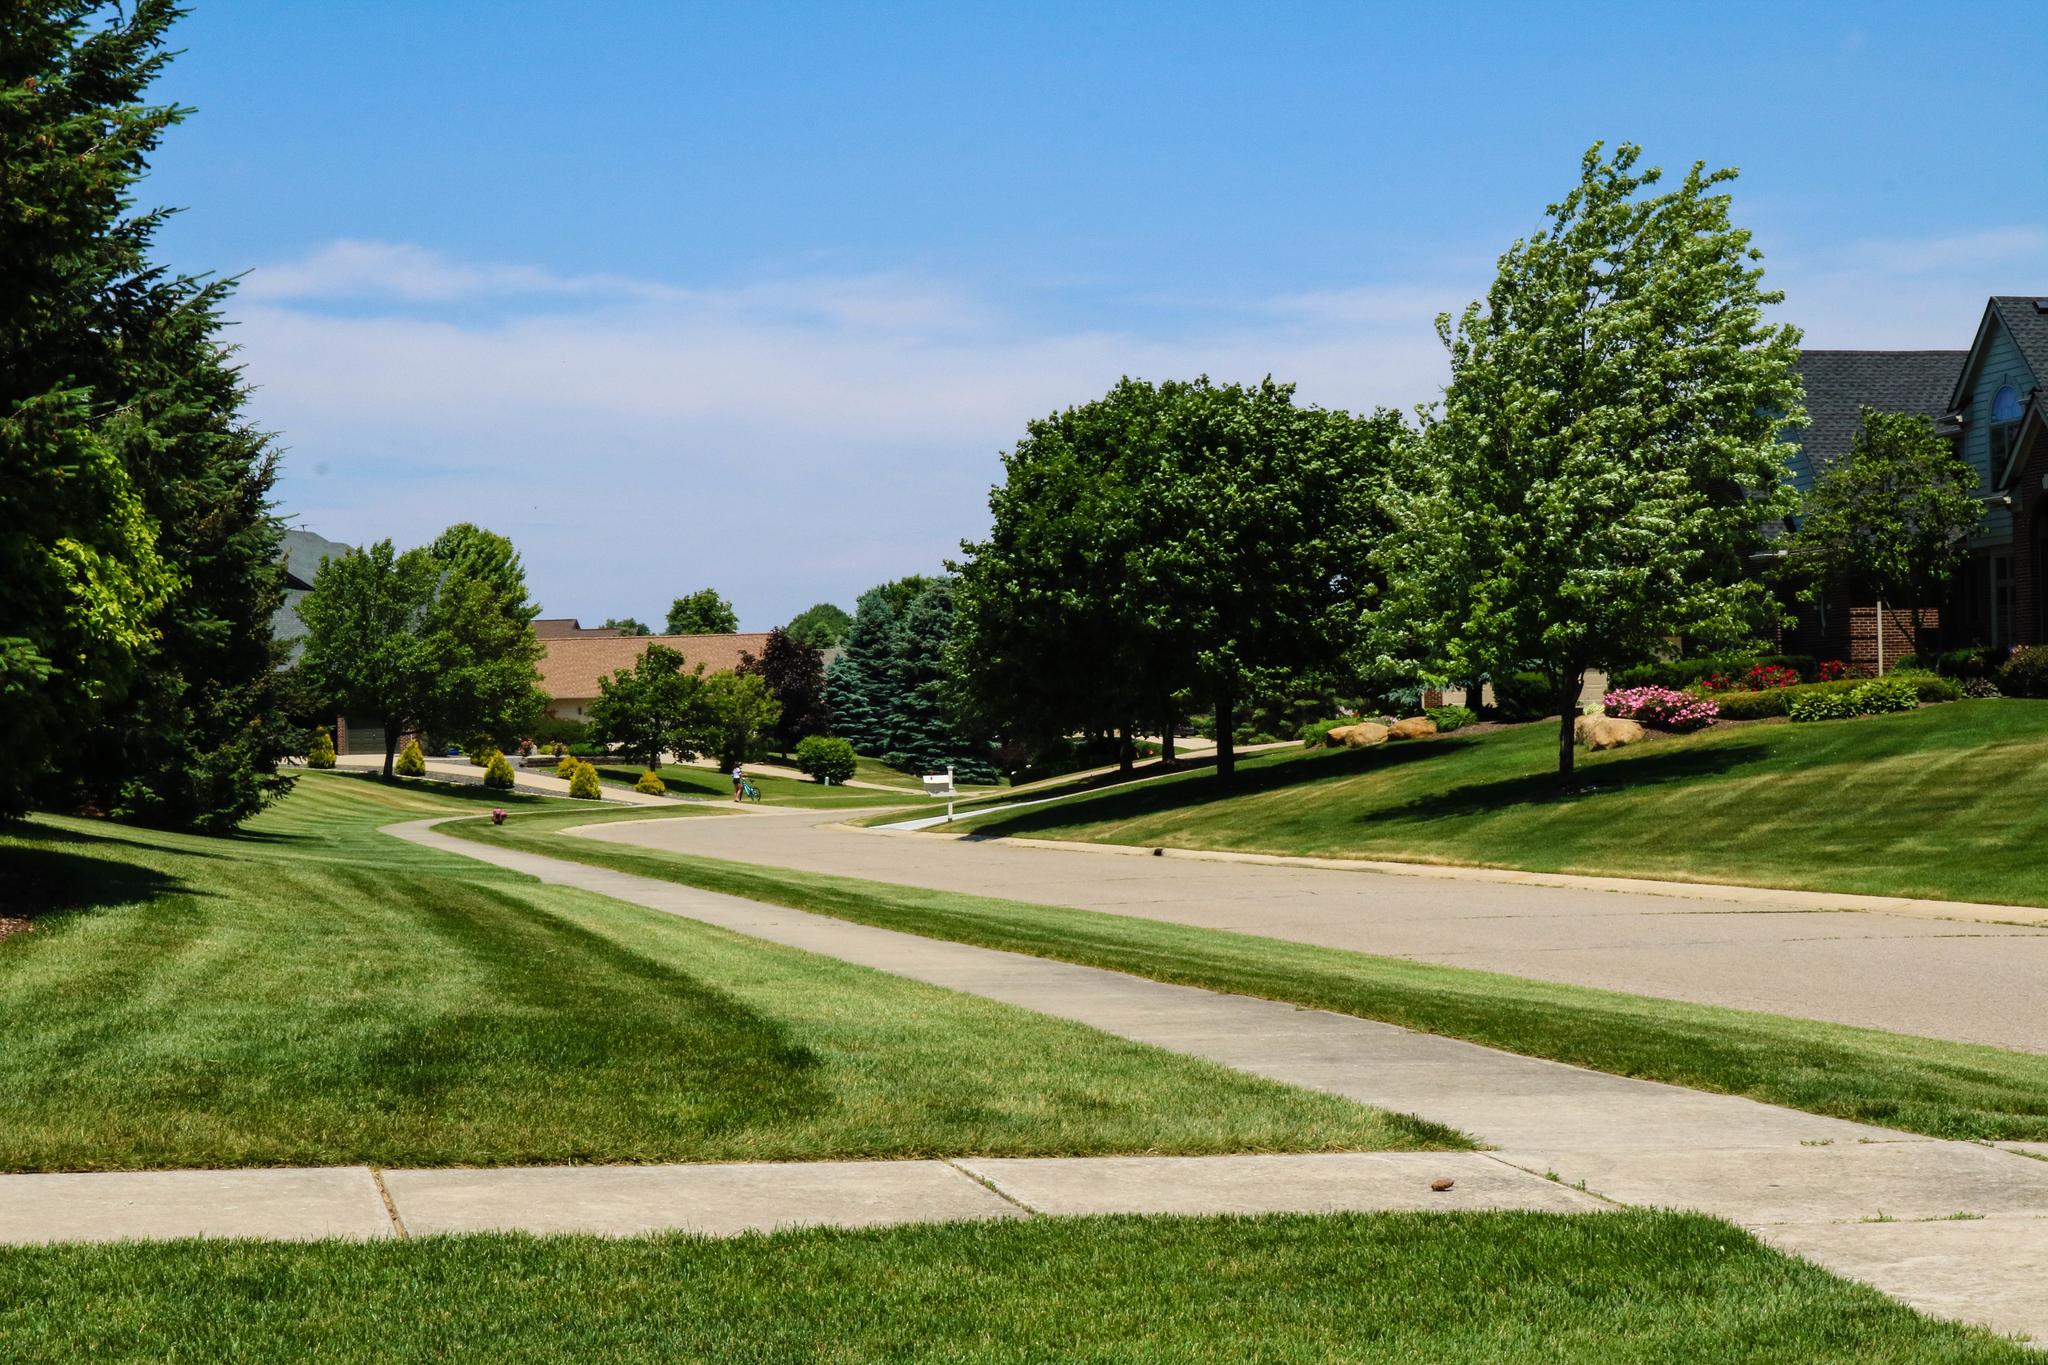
[
  {"x1": 1610, "y1": 654, "x2": 1819, "y2": 690},
  {"x1": 395, "y1": 739, "x2": 426, "y2": 777},
  {"x1": 633, "y1": 770, "x2": 668, "y2": 796},
  {"x1": 483, "y1": 753, "x2": 517, "y2": 790},
  {"x1": 1706, "y1": 673, "x2": 1959, "y2": 720},
  {"x1": 1490, "y1": 671, "x2": 1556, "y2": 722},
  {"x1": 568, "y1": 760, "x2": 601, "y2": 800}
]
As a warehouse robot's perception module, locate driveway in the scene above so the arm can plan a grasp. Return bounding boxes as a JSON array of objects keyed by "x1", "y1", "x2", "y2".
[{"x1": 574, "y1": 807, "x2": 2048, "y2": 1053}]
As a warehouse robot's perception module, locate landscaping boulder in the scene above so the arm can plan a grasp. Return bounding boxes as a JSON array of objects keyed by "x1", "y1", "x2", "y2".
[
  {"x1": 1574, "y1": 713, "x2": 1644, "y2": 751},
  {"x1": 1388, "y1": 716, "x2": 1438, "y2": 740},
  {"x1": 1327, "y1": 722, "x2": 1389, "y2": 748}
]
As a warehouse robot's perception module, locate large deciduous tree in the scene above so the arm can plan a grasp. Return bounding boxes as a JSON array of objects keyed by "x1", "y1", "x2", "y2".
[
  {"x1": 2, "y1": 0, "x2": 292, "y2": 827},
  {"x1": 1789, "y1": 409, "x2": 1982, "y2": 651},
  {"x1": 1382, "y1": 143, "x2": 1802, "y2": 781},
  {"x1": 701, "y1": 671, "x2": 782, "y2": 772},
  {"x1": 298, "y1": 530, "x2": 545, "y2": 777},
  {"x1": 585, "y1": 645, "x2": 708, "y2": 771},
  {"x1": 954, "y1": 377, "x2": 1402, "y2": 781},
  {"x1": 738, "y1": 627, "x2": 830, "y2": 753},
  {"x1": 665, "y1": 589, "x2": 738, "y2": 635},
  {"x1": 784, "y1": 602, "x2": 852, "y2": 650}
]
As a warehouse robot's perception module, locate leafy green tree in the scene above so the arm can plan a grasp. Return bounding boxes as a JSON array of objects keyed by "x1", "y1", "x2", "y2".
[
  {"x1": 600, "y1": 616, "x2": 652, "y2": 636},
  {"x1": 585, "y1": 644, "x2": 709, "y2": 771},
  {"x1": 298, "y1": 533, "x2": 545, "y2": 778},
  {"x1": 1380, "y1": 143, "x2": 1803, "y2": 781},
  {"x1": 794, "y1": 735, "x2": 857, "y2": 784},
  {"x1": 2, "y1": 0, "x2": 293, "y2": 828},
  {"x1": 1789, "y1": 409, "x2": 1982, "y2": 652},
  {"x1": 666, "y1": 589, "x2": 739, "y2": 635},
  {"x1": 701, "y1": 670, "x2": 782, "y2": 772},
  {"x1": 784, "y1": 602, "x2": 853, "y2": 650},
  {"x1": 738, "y1": 627, "x2": 830, "y2": 753}
]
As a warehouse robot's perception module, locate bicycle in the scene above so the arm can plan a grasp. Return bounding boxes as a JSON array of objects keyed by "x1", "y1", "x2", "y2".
[{"x1": 739, "y1": 778, "x2": 762, "y2": 803}]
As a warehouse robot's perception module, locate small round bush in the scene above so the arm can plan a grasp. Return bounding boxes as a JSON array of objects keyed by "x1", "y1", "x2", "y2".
[
  {"x1": 795, "y1": 734, "x2": 858, "y2": 784},
  {"x1": 395, "y1": 739, "x2": 426, "y2": 777},
  {"x1": 568, "y1": 760, "x2": 601, "y2": 800},
  {"x1": 1423, "y1": 705, "x2": 1477, "y2": 733},
  {"x1": 471, "y1": 746, "x2": 500, "y2": 771},
  {"x1": 1998, "y1": 645, "x2": 2048, "y2": 698},
  {"x1": 1851, "y1": 675, "x2": 1919, "y2": 715},
  {"x1": 483, "y1": 753, "x2": 517, "y2": 790},
  {"x1": 306, "y1": 728, "x2": 337, "y2": 769},
  {"x1": 1790, "y1": 689, "x2": 1862, "y2": 723},
  {"x1": 1602, "y1": 685, "x2": 1717, "y2": 732},
  {"x1": 634, "y1": 769, "x2": 667, "y2": 796},
  {"x1": 555, "y1": 755, "x2": 577, "y2": 781}
]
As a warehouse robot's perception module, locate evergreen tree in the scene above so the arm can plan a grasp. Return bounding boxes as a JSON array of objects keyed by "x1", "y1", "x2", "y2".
[
  {"x1": 825, "y1": 576, "x2": 995, "y2": 782},
  {"x1": 2, "y1": 1, "x2": 290, "y2": 827}
]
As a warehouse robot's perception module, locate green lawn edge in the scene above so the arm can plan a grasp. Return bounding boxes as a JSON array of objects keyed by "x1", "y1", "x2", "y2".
[
  {"x1": 455, "y1": 806, "x2": 2048, "y2": 1142},
  {"x1": 0, "y1": 1211, "x2": 2027, "y2": 1363}
]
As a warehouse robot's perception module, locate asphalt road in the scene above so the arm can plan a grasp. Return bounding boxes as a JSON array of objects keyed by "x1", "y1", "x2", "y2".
[{"x1": 575, "y1": 807, "x2": 2048, "y2": 1054}]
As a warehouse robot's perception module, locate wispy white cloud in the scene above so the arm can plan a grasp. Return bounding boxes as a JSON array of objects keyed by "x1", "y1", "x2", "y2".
[{"x1": 1772, "y1": 225, "x2": 2046, "y2": 346}]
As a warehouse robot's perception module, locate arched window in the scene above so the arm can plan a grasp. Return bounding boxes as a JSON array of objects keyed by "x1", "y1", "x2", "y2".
[
  {"x1": 1990, "y1": 384, "x2": 2025, "y2": 473},
  {"x1": 1992, "y1": 384, "x2": 2022, "y2": 424}
]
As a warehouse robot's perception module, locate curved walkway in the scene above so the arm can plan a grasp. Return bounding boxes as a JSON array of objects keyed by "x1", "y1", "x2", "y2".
[{"x1": 575, "y1": 807, "x2": 2048, "y2": 1054}]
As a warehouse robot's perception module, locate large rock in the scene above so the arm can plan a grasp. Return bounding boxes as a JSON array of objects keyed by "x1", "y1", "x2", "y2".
[
  {"x1": 1574, "y1": 713, "x2": 1645, "y2": 751},
  {"x1": 1327, "y1": 722, "x2": 1390, "y2": 748},
  {"x1": 1387, "y1": 716, "x2": 1438, "y2": 741}
]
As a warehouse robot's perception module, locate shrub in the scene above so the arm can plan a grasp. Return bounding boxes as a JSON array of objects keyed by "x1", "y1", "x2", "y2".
[
  {"x1": 1740, "y1": 664, "x2": 1800, "y2": 691},
  {"x1": 1889, "y1": 669, "x2": 1962, "y2": 702},
  {"x1": 1853, "y1": 675, "x2": 1921, "y2": 715},
  {"x1": 1790, "y1": 689, "x2": 1862, "y2": 723},
  {"x1": 1964, "y1": 677, "x2": 2001, "y2": 699},
  {"x1": 551, "y1": 741, "x2": 568, "y2": 758},
  {"x1": 1613, "y1": 653, "x2": 1816, "y2": 690},
  {"x1": 1300, "y1": 718, "x2": 1347, "y2": 749},
  {"x1": 1935, "y1": 646, "x2": 1996, "y2": 681},
  {"x1": 1602, "y1": 686, "x2": 1718, "y2": 732},
  {"x1": 470, "y1": 746, "x2": 500, "y2": 770},
  {"x1": 395, "y1": 740, "x2": 426, "y2": 777},
  {"x1": 306, "y1": 728, "x2": 336, "y2": 769},
  {"x1": 1998, "y1": 645, "x2": 2048, "y2": 698},
  {"x1": 1490, "y1": 671, "x2": 1556, "y2": 722},
  {"x1": 555, "y1": 755, "x2": 577, "y2": 780},
  {"x1": 566, "y1": 742, "x2": 610, "y2": 758},
  {"x1": 795, "y1": 735, "x2": 858, "y2": 784},
  {"x1": 568, "y1": 760, "x2": 601, "y2": 799},
  {"x1": 1423, "y1": 705, "x2": 1477, "y2": 733},
  {"x1": 483, "y1": 753, "x2": 517, "y2": 790},
  {"x1": 1817, "y1": 660, "x2": 1849, "y2": 682},
  {"x1": 1716, "y1": 673, "x2": 1956, "y2": 720},
  {"x1": 633, "y1": 769, "x2": 668, "y2": 796}
]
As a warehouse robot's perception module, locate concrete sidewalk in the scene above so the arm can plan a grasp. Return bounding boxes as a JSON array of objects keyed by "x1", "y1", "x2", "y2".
[
  {"x1": 393, "y1": 817, "x2": 2048, "y2": 1341},
  {"x1": 0, "y1": 1152, "x2": 1599, "y2": 1246}
]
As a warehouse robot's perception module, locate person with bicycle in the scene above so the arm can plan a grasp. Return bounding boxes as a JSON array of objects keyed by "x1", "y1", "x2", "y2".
[{"x1": 731, "y1": 762, "x2": 745, "y2": 802}]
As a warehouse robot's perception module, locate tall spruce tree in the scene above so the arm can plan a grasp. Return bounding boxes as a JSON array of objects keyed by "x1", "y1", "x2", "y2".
[
  {"x1": 2, "y1": 1, "x2": 291, "y2": 827},
  {"x1": 825, "y1": 576, "x2": 996, "y2": 781}
]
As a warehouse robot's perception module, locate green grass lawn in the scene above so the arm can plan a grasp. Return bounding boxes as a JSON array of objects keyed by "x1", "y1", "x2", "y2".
[
  {"x1": 0, "y1": 772, "x2": 1450, "y2": 1171},
  {"x1": 589, "y1": 760, "x2": 894, "y2": 807},
  {"x1": 952, "y1": 700, "x2": 2048, "y2": 907},
  {"x1": 459, "y1": 809, "x2": 2048, "y2": 1141},
  {"x1": 0, "y1": 1212, "x2": 2024, "y2": 1363}
]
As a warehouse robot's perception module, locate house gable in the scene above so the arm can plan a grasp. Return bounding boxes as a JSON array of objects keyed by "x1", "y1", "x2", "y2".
[{"x1": 1949, "y1": 298, "x2": 2047, "y2": 544}]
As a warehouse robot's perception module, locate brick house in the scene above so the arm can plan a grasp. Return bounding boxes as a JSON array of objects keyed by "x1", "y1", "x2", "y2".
[
  {"x1": 538, "y1": 632, "x2": 772, "y2": 724},
  {"x1": 1778, "y1": 297, "x2": 2048, "y2": 670}
]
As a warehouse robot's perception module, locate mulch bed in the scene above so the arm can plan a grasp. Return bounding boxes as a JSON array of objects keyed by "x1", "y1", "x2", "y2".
[{"x1": 0, "y1": 916, "x2": 33, "y2": 944}]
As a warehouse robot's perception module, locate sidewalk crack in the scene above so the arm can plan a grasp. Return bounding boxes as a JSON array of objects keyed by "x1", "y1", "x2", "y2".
[{"x1": 941, "y1": 1158, "x2": 1040, "y2": 1216}]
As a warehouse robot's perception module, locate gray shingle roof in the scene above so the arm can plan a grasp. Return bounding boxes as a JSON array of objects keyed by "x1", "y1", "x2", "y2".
[
  {"x1": 1787, "y1": 350, "x2": 1965, "y2": 477},
  {"x1": 1991, "y1": 297, "x2": 2048, "y2": 383}
]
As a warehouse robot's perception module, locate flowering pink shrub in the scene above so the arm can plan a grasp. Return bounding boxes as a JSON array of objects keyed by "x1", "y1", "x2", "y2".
[{"x1": 1602, "y1": 685, "x2": 1719, "y2": 732}]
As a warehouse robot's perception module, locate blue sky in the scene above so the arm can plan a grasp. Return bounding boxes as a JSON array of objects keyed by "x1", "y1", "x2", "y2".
[{"x1": 148, "y1": 1, "x2": 2048, "y2": 628}]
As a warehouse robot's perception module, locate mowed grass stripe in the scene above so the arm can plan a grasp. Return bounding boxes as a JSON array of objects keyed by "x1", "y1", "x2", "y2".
[
  {"x1": 461, "y1": 808, "x2": 2048, "y2": 1141},
  {"x1": 0, "y1": 773, "x2": 1451, "y2": 1172},
  {"x1": 0, "y1": 1211, "x2": 2027, "y2": 1363},
  {"x1": 952, "y1": 701, "x2": 2048, "y2": 907}
]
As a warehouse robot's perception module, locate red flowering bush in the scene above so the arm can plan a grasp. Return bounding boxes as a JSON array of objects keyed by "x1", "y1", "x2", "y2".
[
  {"x1": 1743, "y1": 664, "x2": 1800, "y2": 691},
  {"x1": 1817, "y1": 660, "x2": 1848, "y2": 682},
  {"x1": 1602, "y1": 686, "x2": 1719, "y2": 732}
]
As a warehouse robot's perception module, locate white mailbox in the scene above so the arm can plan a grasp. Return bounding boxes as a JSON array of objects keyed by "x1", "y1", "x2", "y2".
[{"x1": 922, "y1": 766, "x2": 956, "y2": 821}]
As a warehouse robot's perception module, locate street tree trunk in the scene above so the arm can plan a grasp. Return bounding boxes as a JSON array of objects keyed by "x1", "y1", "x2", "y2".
[
  {"x1": 1160, "y1": 709, "x2": 1176, "y2": 766},
  {"x1": 382, "y1": 722, "x2": 398, "y2": 780},
  {"x1": 1554, "y1": 667, "x2": 1584, "y2": 784},
  {"x1": 1118, "y1": 724, "x2": 1135, "y2": 775},
  {"x1": 1215, "y1": 689, "x2": 1237, "y2": 784}
]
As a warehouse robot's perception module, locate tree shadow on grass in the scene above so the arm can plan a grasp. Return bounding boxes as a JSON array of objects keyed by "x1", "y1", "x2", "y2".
[
  {"x1": 969, "y1": 738, "x2": 1484, "y2": 838},
  {"x1": 5, "y1": 838, "x2": 193, "y2": 919},
  {"x1": 1356, "y1": 737, "x2": 1776, "y2": 832}
]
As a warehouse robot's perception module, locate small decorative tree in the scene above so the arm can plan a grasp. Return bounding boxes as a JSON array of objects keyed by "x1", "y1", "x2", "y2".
[
  {"x1": 395, "y1": 739, "x2": 426, "y2": 777},
  {"x1": 483, "y1": 752, "x2": 516, "y2": 790},
  {"x1": 568, "y1": 760, "x2": 601, "y2": 799},
  {"x1": 794, "y1": 735, "x2": 858, "y2": 785},
  {"x1": 307, "y1": 728, "x2": 337, "y2": 769}
]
